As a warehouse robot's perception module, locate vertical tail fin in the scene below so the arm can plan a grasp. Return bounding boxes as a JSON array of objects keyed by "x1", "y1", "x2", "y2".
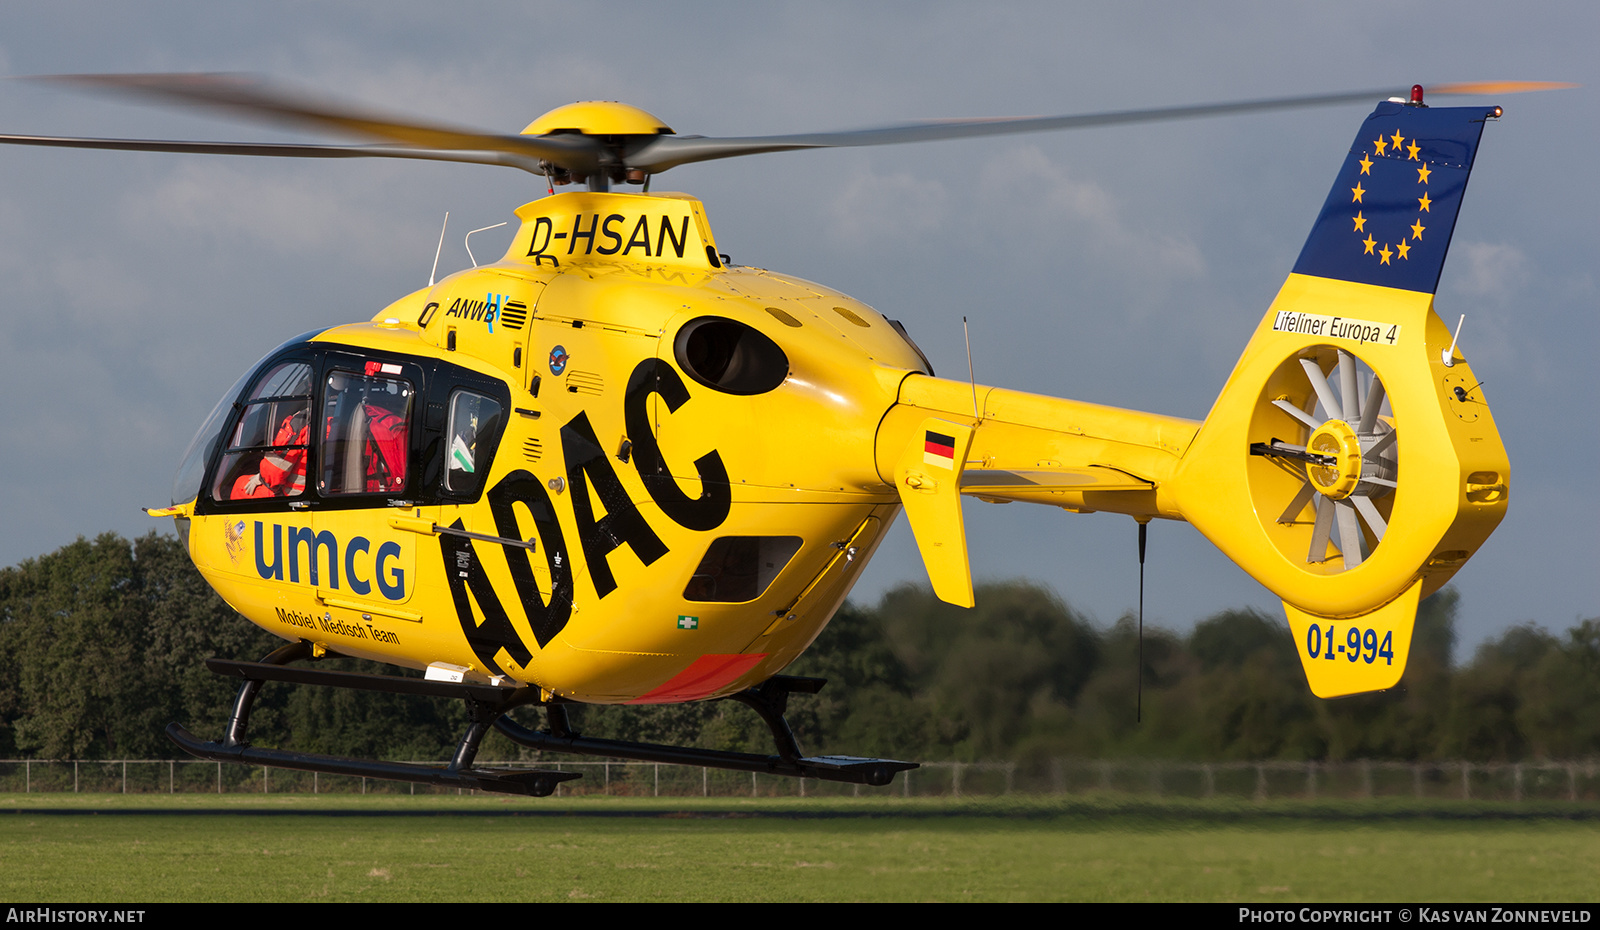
[
  {"x1": 1171, "y1": 101, "x2": 1510, "y2": 697},
  {"x1": 1294, "y1": 100, "x2": 1492, "y2": 293}
]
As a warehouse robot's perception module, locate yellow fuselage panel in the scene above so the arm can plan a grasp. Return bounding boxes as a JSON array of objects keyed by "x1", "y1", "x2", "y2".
[
  {"x1": 187, "y1": 193, "x2": 931, "y2": 703},
  {"x1": 189, "y1": 497, "x2": 891, "y2": 701}
]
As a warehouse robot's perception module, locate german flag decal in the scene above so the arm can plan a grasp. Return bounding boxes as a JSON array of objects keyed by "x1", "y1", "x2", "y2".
[{"x1": 923, "y1": 430, "x2": 957, "y2": 469}]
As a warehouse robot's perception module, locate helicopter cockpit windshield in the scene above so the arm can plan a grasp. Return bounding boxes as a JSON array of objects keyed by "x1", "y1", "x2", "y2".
[
  {"x1": 176, "y1": 334, "x2": 514, "y2": 517},
  {"x1": 214, "y1": 361, "x2": 315, "y2": 501},
  {"x1": 170, "y1": 329, "x2": 328, "y2": 507}
]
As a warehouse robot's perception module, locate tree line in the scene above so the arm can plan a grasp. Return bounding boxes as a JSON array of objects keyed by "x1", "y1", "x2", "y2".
[{"x1": 0, "y1": 532, "x2": 1595, "y2": 765}]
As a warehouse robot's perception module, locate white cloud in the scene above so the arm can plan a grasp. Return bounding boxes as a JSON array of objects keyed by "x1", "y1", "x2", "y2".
[
  {"x1": 1454, "y1": 241, "x2": 1531, "y2": 304},
  {"x1": 112, "y1": 160, "x2": 419, "y2": 265},
  {"x1": 1436, "y1": 240, "x2": 1551, "y2": 378},
  {"x1": 975, "y1": 145, "x2": 1205, "y2": 280},
  {"x1": 825, "y1": 165, "x2": 949, "y2": 246}
]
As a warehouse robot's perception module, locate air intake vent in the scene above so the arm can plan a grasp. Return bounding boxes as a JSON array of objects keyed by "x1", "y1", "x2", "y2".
[
  {"x1": 833, "y1": 306, "x2": 870, "y2": 327},
  {"x1": 522, "y1": 438, "x2": 543, "y2": 463},
  {"x1": 566, "y1": 371, "x2": 604, "y2": 396},
  {"x1": 500, "y1": 300, "x2": 529, "y2": 330}
]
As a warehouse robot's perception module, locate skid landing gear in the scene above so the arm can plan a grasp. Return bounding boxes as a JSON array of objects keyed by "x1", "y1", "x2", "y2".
[
  {"x1": 166, "y1": 642, "x2": 579, "y2": 797},
  {"x1": 495, "y1": 675, "x2": 919, "y2": 787},
  {"x1": 168, "y1": 648, "x2": 916, "y2": 796}
]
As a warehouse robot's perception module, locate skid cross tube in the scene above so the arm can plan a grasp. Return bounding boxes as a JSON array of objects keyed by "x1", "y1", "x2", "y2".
[{"x1": 494, "y1": 675, "x2": 918, "y2": 787}]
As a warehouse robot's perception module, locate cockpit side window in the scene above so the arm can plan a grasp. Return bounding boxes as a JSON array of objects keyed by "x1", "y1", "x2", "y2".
[
  {"x1": 445, "y1": 389, "x2": 504, "y2": 496},
  {"x1": 319, "y1": 367, "x2": 414, "y2": 496},
  {"x1": 212, "y1": 361, "x2": 315, "y2": 502}
]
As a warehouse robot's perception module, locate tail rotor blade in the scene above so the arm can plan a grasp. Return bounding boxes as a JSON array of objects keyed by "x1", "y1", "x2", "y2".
[
  {"x1": 1274, "y1": 398, "x2": 1324, "y2": 431},
  {"x1": 1309, "y1": 496, "x2": 1335, "y2": 563},
  {"x1": 1278, "y1": 480, "x2": 1318, "y2": 525},
  {"x1": 1300, "y1": 358, "x2": 1342, "y2": 421},
  {"x1": 1335, "y1": 499, "x2": 1365, "y2": 568},
  {"x1": 1338, "y1": 350, "x2": 1359, "y2": 422},
  {"x1": 1352, "y1": 494, "x2": 1389, "y2": 541},
  {"x1": 1358, "y1": 376, "x2": 1388, "y2": 434},
  {"x1": 1364, "y1": 428, "x2": 1398, "y2": 462}
]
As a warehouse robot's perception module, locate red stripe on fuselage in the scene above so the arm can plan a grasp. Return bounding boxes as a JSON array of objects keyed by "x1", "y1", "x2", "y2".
[{"x1": 626, "y1": 653, "x2": 768, "y2": 704}]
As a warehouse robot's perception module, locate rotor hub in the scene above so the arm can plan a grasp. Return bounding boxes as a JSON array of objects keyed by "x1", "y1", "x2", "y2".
[
  {"x1": 1306, "y1": 419, "x2": 1363, "y2": 500},
  {"x1": 521, "y1": 101, "x2": 674, "y2": 137}
]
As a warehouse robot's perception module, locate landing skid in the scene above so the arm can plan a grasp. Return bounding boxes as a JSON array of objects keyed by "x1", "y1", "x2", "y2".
[
  {"x1": 167, "y1": 643, "x2": 917, "y2": 796},
  {"x1": 496, "y1": 676, "x2": 919, "y2": 787},
  {"x1": 166, "y1": 642, "x2": 577, "y2": 797}
]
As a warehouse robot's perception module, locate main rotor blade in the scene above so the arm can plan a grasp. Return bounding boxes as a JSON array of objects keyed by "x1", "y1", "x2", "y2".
[
  {"x1": 623, "y1": 83, "x2": 1567, "y2": 173},
  {"x1": 1429, "y1": 81, "x2": 1577, "y2": 95},
  {"x1": 15, "y1": 74, "x2": 1571, "y2": 178},
  {"x1": 30, "y1": 73, "x2": 600, "y2": 168},
  {"x1": 0, "y1": 133, "x2": 546, "y2": 172}
]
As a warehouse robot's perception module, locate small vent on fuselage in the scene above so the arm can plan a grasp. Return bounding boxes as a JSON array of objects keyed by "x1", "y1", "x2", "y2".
[
  {"x1": 500, "y1": 301, "x2": 529, "y2": 330},
  {"x1": 522, "y1": 438, "x2": 543, "y2": 463},
  {"x1": 566, "y1": 371, "x2": 604, "y2": 396}
]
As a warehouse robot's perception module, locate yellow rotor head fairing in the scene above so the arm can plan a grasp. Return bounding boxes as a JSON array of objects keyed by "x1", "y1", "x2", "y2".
[{"x1": 523, "y1": 101, "x2": 674, "y2": 137}]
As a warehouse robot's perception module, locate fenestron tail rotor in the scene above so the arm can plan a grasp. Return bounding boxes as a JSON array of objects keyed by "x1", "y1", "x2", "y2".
[
  {"x1": 0, "y1": 75, "x2": 1575, "y2": 190},
  {"x1": 1260, "y1": 349, "x2": 1397, "y2": 570}
]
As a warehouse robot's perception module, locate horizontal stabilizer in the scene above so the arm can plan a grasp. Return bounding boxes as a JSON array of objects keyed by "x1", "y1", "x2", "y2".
[{"x1": 960, "y1": 465, "x2": 1153, "y2": 496}]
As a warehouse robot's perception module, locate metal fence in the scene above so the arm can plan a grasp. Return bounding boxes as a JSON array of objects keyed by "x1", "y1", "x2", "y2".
[{"x1": 2, "y1": 758, "x2": 1597, "y2": 801}]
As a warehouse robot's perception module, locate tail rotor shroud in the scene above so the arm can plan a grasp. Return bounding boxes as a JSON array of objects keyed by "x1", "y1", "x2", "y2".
[{"x1": 1256, "y1": 347, "x2": 1398, "y2": 571}]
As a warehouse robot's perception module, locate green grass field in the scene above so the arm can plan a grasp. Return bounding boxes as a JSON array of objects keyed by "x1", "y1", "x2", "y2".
[{"x1": 1, "y1": 794, "x2": 1596, "y2": 902}]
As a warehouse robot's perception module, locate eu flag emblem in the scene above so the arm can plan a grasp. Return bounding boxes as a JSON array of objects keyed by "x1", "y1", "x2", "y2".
[{"x1": 1293, "y1": 102, "x2": 1494, "y2": 294}]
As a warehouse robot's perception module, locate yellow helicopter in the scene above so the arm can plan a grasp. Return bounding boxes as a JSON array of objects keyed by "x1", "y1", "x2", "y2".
[{"x1": 2, "y1": 75, "x2": 1544, "y2": 796}]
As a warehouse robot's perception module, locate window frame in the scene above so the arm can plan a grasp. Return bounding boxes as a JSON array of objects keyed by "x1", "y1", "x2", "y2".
[{"x1": 191, "y1": 341, "x2": 513, "y2": 514}]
